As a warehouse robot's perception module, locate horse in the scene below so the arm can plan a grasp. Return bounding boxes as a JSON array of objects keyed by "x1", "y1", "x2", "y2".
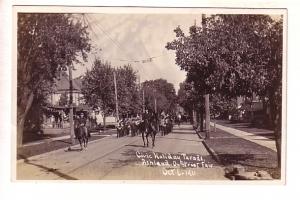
[
  {"x1": 140, "y1": 117, "x2": 158, "y2": 148},
  {"x1": 75, "y1": 124, "x2": 89, "y2": 151}
]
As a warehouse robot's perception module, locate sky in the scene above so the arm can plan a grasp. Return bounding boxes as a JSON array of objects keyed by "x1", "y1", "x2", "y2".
[{"x1": 73, "y1": 13, "x2": 205, "y2": 92}]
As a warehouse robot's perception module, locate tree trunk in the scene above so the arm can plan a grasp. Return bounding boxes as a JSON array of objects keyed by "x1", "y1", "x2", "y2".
[
  {"x1": 205, "y1": 94, "x2": 210, "y2": 138},
  {"x1": 195, "y1": 109, "x2": 199, "y2": 127},
  {"x1": 103, "y1": 115, "x2": 106, "y2": 132},
  {"x1": 191, "y1": 109, "x2": 195, "y2": 125},
  {"x1": 269, "y1": 95, "x2": 281, "y2": 168},
  {"x1": 17, "y1": 91, "x2": 34, "y2": 147},
  {"x1": 200, "y1": 107, "x2": 204, "y2": 132}
]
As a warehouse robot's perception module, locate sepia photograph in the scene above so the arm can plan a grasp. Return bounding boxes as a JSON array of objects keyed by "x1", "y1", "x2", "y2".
[{"x1": 13, "y1": 6, "x2": 286, "y2": 182}]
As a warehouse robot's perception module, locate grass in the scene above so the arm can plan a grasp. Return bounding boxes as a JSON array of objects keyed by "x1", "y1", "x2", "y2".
[{"x1": 199, "y1": 127, "x2": 280, "y2": 179}]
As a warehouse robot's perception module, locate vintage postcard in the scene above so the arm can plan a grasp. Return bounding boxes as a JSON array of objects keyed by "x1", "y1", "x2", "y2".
[{"x1": 12, "y1": 6, "x2": 287, "y2": 183}]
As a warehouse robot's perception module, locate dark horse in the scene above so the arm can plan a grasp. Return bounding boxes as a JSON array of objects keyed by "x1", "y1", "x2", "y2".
[
  {"x1": 140, "y1": 114, "x2": 158, "y2": 148},
  {"x1": 75, "y1": 124, "x2": 89, "y2": 151}
]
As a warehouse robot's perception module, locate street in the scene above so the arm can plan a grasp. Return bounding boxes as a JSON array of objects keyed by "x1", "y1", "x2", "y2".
[{"x1": 17, "y1": 125, "x2": 227, "y2": 180}]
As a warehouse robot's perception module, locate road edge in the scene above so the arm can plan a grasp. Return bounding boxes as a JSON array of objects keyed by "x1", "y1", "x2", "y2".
[
  {"x1": 16, "y1": 133, "x2": 113, "y2": 164},
  {"x1": 195, "y1": 130, "x2": 222, "y2": 165}
]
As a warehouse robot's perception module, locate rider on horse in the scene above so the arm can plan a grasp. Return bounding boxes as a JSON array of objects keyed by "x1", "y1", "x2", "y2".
[{"x1": 77, "y1": 112, "x2": 89, "y2": 137}]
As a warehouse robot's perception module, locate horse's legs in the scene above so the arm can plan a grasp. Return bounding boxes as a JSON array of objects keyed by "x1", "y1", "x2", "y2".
[
  {"x1": 78, "y1": 138, "x2": 83, "y2": 151},
  {"x1": 152, "y1": 131, "x2": 156, "y2": 148},
  {"x1": 85, "y1": 137, "x2": 88, "y2": 149}
]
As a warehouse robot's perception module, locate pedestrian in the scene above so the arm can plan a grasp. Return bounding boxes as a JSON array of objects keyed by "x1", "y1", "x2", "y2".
[{"x1": 177, "y1": 113, "x2": 182, "y2": 127}]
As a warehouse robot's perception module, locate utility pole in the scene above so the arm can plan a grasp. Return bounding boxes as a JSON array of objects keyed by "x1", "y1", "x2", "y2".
[
  {"x1": 68, "y1": 64, "x2": 75, "y2": 150},
  {"x1": 154, "y1": 97, "x2": 157, "y2": 113},
  {"x1": 138, "y1": 75, "x2": 143, "y2": 114},
  {"x1": 113, "y1": 70, "x2": 119, "y2": 121},
  {"x1": 202, "y1": 14, "x2": 211, "y2": 139},
  {"x1": 142, "y1": 89, "x2": 145, "y2": 113}
]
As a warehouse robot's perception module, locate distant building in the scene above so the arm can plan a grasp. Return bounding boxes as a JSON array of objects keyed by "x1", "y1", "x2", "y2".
[
  {"x1": 49, "y1": 72, "x2": 84, "y2": 106},
  {"x1": 236, "y1": 94, "x2": 269, "y2": 127}
]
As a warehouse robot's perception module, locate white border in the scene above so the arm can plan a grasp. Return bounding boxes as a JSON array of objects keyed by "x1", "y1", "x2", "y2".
[
  {"x1": 1, "y1": 1, "x2": 300, "y2": 200},
  {"x1": 11, "y1": 5, "x2": 287, "y2": 185}
]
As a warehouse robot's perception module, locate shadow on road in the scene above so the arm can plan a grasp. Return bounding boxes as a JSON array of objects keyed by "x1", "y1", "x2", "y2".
[
  {"x1": 106, "y1": 149, "x2": 139, "y2": 169},
  {"x1": 18, "y1": 155, "x2": 78, "y2": 180}
]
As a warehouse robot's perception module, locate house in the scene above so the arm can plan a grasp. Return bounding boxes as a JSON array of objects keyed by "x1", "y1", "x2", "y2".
[
  {"x1": 49, "y1": 72, "x2": 84, "y2": 106},
  {"x1": 46, "y1": 72, "x2": 117, "y2": 128}
]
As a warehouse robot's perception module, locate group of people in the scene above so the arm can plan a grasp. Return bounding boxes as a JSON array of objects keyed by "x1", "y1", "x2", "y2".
[
  {"x1": 159, "y1": 111, "x2": 173, "y2": 135},
  {"x1": 116, "y1": 109, "x2": 174, "y2": 138},
  {"x1": 50, "y1": 111, "x2": 64, "y2": 128}
]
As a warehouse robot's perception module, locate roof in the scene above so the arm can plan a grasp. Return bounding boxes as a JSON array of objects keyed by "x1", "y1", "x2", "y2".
[{"x1": 53, "y1": 72, "x2": 81, "y2": 92}]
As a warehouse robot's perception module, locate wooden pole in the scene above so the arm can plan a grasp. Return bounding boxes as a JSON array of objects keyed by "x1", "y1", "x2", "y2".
[
  {"x1": 113, "y1": 71, "x2": 119, "y2": 121},
  {"x1": 202, "y1": 14, "x2": 210, "y2": 139},
  {"x1": 142, "y1": 89, "x2": 145, "y2": 113},
  {"x1": 68, "y1": 65, "x2": 75, "y2": 150},
  {"x1": 154, "y1": 97, "x2": 157, "y2": 113}
]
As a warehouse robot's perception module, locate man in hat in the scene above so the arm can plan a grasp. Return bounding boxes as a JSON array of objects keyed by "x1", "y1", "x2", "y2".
[{"x1": 77, "y1": 112, "x2": 89, "y2": 138}]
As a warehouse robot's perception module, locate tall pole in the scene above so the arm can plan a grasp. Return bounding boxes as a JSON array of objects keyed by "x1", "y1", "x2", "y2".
[
  {"x1": 142, "y1": 89, "x2": 145, "y2": 113},
  {"x1": 154, "y1": 97, "x2": 157, "y2": 113},
  {"x1": 68, "y1": 65, "x2": 75, "y2": 150},
  {"x1": 154, "y1": 89, "x2": 157, "y2": 113},
  {"x1": 202, "y1": 14, "x2": 210, "y2": 139},
  {"x1": 113, "y1": 71, "x2": 119, "y2": 121}
]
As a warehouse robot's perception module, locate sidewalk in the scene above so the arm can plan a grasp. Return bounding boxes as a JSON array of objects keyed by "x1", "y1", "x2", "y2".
[
  {"x1": 211, "y1": 121, "x2": 276, "y2": 152},
  {"x1": 196, "y1": 122, "x2": 280, "y2": 179},
  {"x1": 17, "y1": 129, "x2": 117, "y2": 160}
]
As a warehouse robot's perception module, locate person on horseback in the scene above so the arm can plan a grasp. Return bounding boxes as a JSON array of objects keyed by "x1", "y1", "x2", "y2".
[
  {"x1": 74, "y1": 111, "x2": 89, "y2": 150},
  {"x1": 78, "y1": 112, "x2": 89, "y2": 138}
]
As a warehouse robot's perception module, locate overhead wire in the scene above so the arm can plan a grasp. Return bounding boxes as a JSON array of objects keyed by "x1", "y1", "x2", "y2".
[
  {"x1": 83, "y1": 13, "x2": 174, "y2": 82},
  {"x1": 85, "y1": 14, "x2": 149, "y2": 79}
]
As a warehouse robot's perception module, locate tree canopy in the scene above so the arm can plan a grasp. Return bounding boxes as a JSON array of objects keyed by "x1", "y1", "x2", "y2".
[
  {"x1": 17, "y1": 13, "x2": 91, "y2": 146},
  {"x1": 142, "y1": 79, "x2": 177, "y2": 114},
  {"x1": 166, "y1": 15, "x2": 283, "y2": 100},
  {"x1": 166, "y1": 14, "x2": 283, "y2": 166},
  {"x1": 81, "y1": 59, "x2": 141, "y2": 118}
]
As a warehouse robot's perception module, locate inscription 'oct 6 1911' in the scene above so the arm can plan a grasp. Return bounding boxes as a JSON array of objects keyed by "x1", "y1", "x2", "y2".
[{"x1": 135, "y1": 151, "x2": 213, "y2": 176}]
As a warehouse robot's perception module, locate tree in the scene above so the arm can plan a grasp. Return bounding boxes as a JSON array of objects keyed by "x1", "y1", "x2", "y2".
[
  {"x1": 82, "y1": 59, "x2": 115, "y2": 126},
  {"x1": 115, "y1": 65, "x2": 141, "y2": 117},
  {"x1": 166, "y1": 14, "x2": 283, "y2": 167},
  {"x1": 82, "y1": 60, "x2": 141, "y2": 124},
  {"x1": 177, "y1": 81, "x2": 203, "y2": 125},
  {"x1": 142, "y1": 79, "x2": 177, "y2": 114},
  {"x1": 17, "y1": 13, "x2": 91, "y2": 146}
]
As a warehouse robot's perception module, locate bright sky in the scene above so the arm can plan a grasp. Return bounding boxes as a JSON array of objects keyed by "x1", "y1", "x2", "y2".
[{"x1": 73, "y1": 13, "x2": 205, "y2": 92}]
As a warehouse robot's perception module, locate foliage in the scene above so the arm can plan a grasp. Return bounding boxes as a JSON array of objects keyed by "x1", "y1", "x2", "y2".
[
  {"x1": 166, "y1": 15, "x2": 283, "y2": 100},
  {"x1": 210, "y1": 93, "x2": 238, "y2": 119},
  {"x1": 115, "y1": 65, "x2": 141, "y2": 117},
  {"x1": 142, "y1": 79, "x2": 177, "y2": 114},
  {"x1": 17, "y1": 13, "x2": 91, "y2": 146},
  {"x1": 166, "y1": 14, "x2": 283, "y2": 166},
  {"x1": 82, "y1": 59, "x2": 115, "y2": 116},
  {"x1": 177, "y1": 81, "x2": 202, "y2": 114},
  {"x1": 18, "y1": 13, "x2": 91, "y2": 105},
  {"x1": 82, "y1": 59, "x2": 141, "y2": 118}
]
